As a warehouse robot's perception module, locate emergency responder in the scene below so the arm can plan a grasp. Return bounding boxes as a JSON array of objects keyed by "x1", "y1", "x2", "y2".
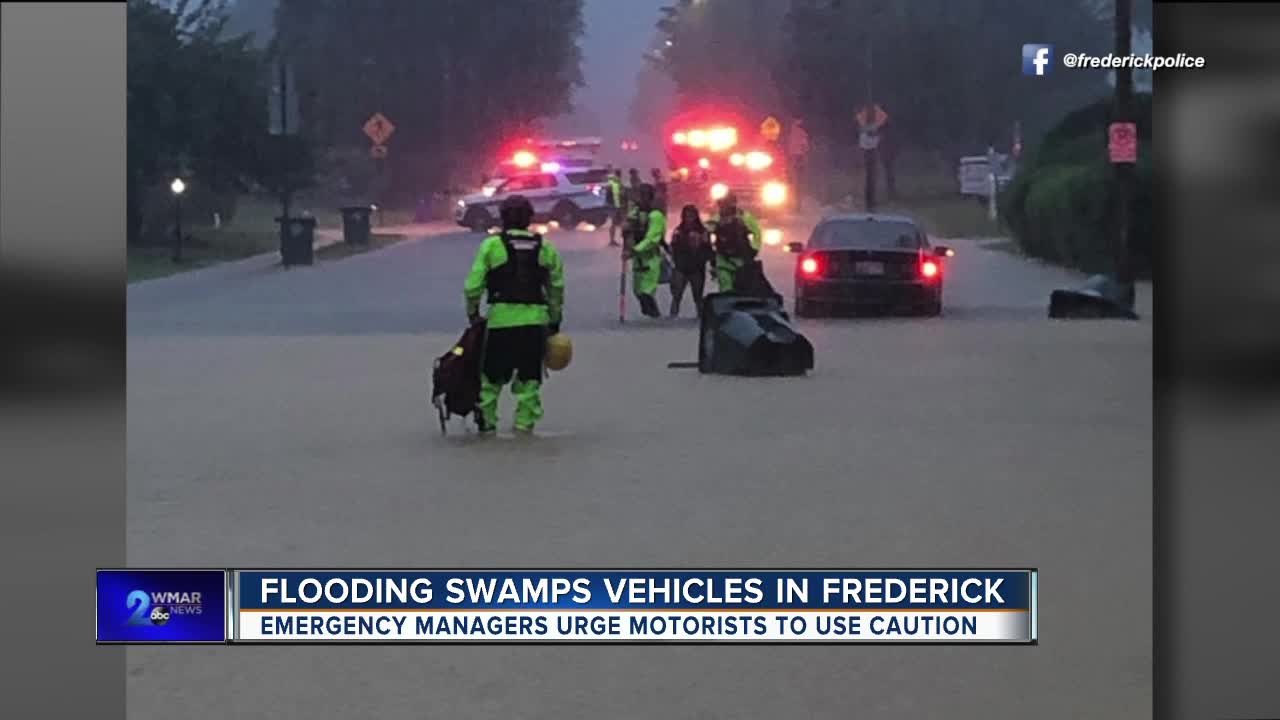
[
  {"x1": 621, "y1": 170, "x2": 645, "y2": 247},
  {"x1": 707, "y1": 193, "x2": 763, "y2": 293},
  {"x1": 625, "y1": 183, "x2": 666, "y2": 318},
  {"x1": 606, "y1": 169, "x2": 625, "y2": 247},
  {"x1": 464, "y1": 195, "x2": 566, "y2": 436},
  {"x1": 668, "y1": 204, "x2": 713, "y2": 318},
  {"x1": 650, "y1": 168, "x2": 669, "y2": 216}
]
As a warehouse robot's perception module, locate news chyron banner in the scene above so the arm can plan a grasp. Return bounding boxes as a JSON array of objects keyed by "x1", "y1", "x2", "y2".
[{"x1": 98, "y1": 569, "x2": 1037, "y2": 644}]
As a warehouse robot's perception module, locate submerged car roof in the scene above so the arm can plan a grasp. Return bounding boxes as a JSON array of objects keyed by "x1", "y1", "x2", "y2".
[{"x1": 820, "y1": 212, "x2": 919, "y2": 225}]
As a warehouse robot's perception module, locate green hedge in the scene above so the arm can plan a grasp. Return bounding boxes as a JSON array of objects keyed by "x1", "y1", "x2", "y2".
[{"x1": 1000, "y1": 94, "x2": 1152, "y2": 277}]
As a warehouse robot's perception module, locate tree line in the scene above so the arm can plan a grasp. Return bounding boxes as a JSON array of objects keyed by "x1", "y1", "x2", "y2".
[
  {"x1": 274, "y1": 0, "x2": 585, "y2": 205},
  {"x1": 128, "y1": 0, "x2": 586, "y2": 243},
  {"x1": 646, "y1": 0, "x2": 1151, "y2": 168}
]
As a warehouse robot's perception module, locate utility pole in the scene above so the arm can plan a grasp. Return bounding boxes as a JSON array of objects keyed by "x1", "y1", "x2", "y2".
[
  {"x1": 1113, "y1": 0, "x2": 1135, "y2": 304},
  {"x1": 278, "y1": 59, "x2": 292, "y2": 229},
  {"x1": 862, "y1": 35, "x2": 877, "y2": 212}
]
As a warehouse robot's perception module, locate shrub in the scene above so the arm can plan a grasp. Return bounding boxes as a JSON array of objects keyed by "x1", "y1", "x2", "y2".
[{"x1": 1001, "y1": 94, "x2": 1152, "y2": 277}]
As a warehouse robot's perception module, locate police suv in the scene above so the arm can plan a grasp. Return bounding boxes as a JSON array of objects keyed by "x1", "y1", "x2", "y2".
[{"x1": 456, "y1": 167, "x2": 612, "y2": 232}]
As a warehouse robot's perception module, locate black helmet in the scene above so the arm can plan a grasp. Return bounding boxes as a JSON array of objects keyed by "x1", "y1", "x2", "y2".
[{"x1": 499, "y1": 195, "x2": 534, "y2": 229}]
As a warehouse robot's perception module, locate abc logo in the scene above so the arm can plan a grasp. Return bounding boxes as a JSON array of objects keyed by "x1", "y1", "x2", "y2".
[{"x1": 149, "y1": 606, "x2": 171, "y2": 626}]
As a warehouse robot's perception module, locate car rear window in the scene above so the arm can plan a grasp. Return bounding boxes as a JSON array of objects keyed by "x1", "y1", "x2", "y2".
[
  {"x1": 565, "y1": 169, "x2": 610, "y2": 185},
  {"x1": 809, "y1": 221, "x2": 925, "y2": 250}
]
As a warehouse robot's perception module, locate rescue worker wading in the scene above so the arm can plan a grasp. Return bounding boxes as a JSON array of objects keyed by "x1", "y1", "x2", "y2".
[
  {"x1": 707, "y1": 193, "x2": 763, "y2": 293},
  {"x1": 606, "y1": 169, "x2": 625, "y2": 247},
  {"x1": 464, "y1": 195, "x2": 566, "y2": 436},
  {"x1": 625, "y1": 183, "x2": 666, "y2": 318}
]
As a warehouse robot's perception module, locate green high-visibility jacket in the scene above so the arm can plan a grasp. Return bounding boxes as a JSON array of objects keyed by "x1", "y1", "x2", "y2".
[
  {"x1": 707, "y1": 211, "x2": 763, "y2": 291},
  {"x1": 632, "y1": 209, "x2": 666, "y2": 258},
  {"x1": 606, "y1": 177, "x2": 623, "y2": 208},
  {"x1": 631, "y1": 209, "x2": 666, "y2": 295},
  {"x1": 707, "y1": 210, "x2": 763, "y2": 254},
  {"x1": 464, "y1": 229, "x2": 565, "y2": 329}
]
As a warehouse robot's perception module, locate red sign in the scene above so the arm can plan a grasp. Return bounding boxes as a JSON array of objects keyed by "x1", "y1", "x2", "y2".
[
  {"x1": 363, "y1": 112, "x2": 396, "y2": 146},
  {"x1": 1108, "y1": 122, "x2": 1137, "y2": 164}
]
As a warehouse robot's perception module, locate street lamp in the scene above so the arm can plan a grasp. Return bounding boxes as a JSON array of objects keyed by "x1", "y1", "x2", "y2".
[{"x1": 170, "y1": 177, "x2": 186, "y2": 263}]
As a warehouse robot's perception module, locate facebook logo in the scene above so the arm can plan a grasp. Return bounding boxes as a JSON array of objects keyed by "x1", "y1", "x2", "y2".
[{"x1": 1022, "y1": 44, "x2": 1053, "y2": 76}]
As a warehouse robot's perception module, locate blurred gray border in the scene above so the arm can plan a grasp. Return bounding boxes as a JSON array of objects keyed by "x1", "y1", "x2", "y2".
[
  {"x1": 3, "y1": 1, "x2": 1280, "y2": 718},
  {"x1": 1, "y1": 3, "x2": 125, "y2": 718},
  {"x1": 1157, "y1": 3, "x2": 1280, "y2": 718}
]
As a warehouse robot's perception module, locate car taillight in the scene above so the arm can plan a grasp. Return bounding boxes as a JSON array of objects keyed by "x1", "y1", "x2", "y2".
[
  {"x1": 800, "y1": 255, "x2": 821, "y2": 276},
  {"x1": 920, "y1": 260, "x2": 940, "y2": 279}
]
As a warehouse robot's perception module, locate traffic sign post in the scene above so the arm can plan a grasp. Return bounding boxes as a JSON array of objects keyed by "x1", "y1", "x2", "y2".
[
  {"x1": 787, "y1": 122, "x2": 810, "y2": 158},
  {"x1": 760, "y1": 116, "x2": 781, "y2": 142},
  {"x1": 855, "y1": 104, "x2": 888, "y2": 131},
  {"x1": 363, "y1": 112, "x2": 396, "y2": 146},
  {"x1": 856, "y1": 105, "x2": 888, "y2": 212},
  {"x1": 1108, "y1": 122, "x2": 1137, "y2": 164},
  {"x1": 787, "y1": 120, "x2": 811, "y2": 212},
  {"x1": 363, "y1": 113, "x2": 394, "y2": 214}
]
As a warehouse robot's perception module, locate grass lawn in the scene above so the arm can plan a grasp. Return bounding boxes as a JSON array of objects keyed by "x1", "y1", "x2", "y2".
[
  {"x1": 819, "y1": 165, "x2": 1010, "y2": 240},
  {"x1": 127, "y1": 228, "x2": 278, "y2": 283},
  {"x1": 127, "y1": 196, "x2": 419, "y2": 283},
  {"x1": 315, "y1": 233, "x2": 409, "y2": 261},
  {"x1": 883, "y1": 192, "x2": 1009, "y2": 240}
]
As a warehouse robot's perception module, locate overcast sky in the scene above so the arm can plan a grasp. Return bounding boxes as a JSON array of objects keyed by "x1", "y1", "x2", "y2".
[{"x1": 577, "y1": 0, "x2": 667, "y2": 130}]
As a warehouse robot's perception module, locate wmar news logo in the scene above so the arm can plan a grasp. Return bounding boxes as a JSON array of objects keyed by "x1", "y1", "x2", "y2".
[
  {"x1": 125, "y1": 588, "x2": 204, "y2": 626},
  {"x1": 97, "y1": 569, "x2": 226, "y2": 642},
  {"x1": 1022, "y1": 44, "x2": 1053, "y2": 76}
]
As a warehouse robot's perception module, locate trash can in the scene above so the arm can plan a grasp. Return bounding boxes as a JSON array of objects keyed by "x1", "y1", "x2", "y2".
[
  {"x1": 278, "y1": 216, "x2": 317, "y2": 266},
  {"x1": 1048, "y1": 274, "x2": 1138, "y2": 320},
  {"x1": 697, "y1": 293, "x2": 814, "y2": 376},
  {"x1": 340, "y1": 205, "x2": 373, "y2": 246}
]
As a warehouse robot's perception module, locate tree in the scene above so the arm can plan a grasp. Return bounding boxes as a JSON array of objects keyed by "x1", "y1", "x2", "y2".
[
  {"x1": 778, "y1": 0, "x2": 1113, "y2": 161},
  {"x1": 274, "y1": 0, "x2": 585, "y2": 202},
  {"x1": 646, "y1": 0, "x2": 1121, "y2": 180},
  {"x1": 647, "y1": 0, "x2": 790, "y2": 118},
  {"x1": 127, "y1": 0, "x2": 275, "y2": 243}
]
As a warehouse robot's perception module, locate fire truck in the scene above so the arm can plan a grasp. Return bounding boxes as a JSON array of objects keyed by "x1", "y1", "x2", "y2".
[{"x1": 662, "y1": 108, "x2": 790, "y2": 221}]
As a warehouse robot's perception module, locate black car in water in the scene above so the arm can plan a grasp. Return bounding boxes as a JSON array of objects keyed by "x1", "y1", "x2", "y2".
[{"x1": 789, "y1": 213, "x2": 952, "y2": 317}]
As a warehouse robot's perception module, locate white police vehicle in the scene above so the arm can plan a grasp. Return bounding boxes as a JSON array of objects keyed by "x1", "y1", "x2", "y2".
[{"x1": 455, "y1": 167, "x2": 612, "y2": 232}]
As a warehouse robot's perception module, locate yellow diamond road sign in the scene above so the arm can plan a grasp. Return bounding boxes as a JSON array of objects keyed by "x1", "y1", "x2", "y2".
[
  {"x1": 856, "y1": 104, "x2": 888, "y2": 130},
  {"x1": 760, "y1": 116, "x2": 781, "y2": 141},
  {"x1": 363, "y1": 112, "x2": 395, "y2": 146}
]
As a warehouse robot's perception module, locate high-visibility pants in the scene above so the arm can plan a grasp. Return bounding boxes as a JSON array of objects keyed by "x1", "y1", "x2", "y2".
[{"x1": 478, "y1": 325, "x2": 545, "y2": 431}]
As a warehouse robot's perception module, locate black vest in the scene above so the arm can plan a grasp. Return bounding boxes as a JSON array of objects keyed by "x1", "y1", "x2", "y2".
[
  {"x1": 715, "y1": 219, "x2": 754, "y2": 260},
  {"x1": 486, "y1": 232, "x2": 548, "y2": 304}
]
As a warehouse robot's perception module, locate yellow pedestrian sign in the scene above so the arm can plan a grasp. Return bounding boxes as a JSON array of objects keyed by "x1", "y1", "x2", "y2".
[
  {"x1": 855, "y1": 104, "x2": 889, "y2": 130},
  {"x1": 760, "y1": 116, "x2": 781, "y2": 142},
  {"x1": 363, "y1": 112, "x2": 396, "y2": 146}
]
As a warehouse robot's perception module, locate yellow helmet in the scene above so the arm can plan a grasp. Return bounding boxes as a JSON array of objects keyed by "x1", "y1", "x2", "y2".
[{"x1": 545, "y1": 333, "x2": 573, "y2": 371}]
